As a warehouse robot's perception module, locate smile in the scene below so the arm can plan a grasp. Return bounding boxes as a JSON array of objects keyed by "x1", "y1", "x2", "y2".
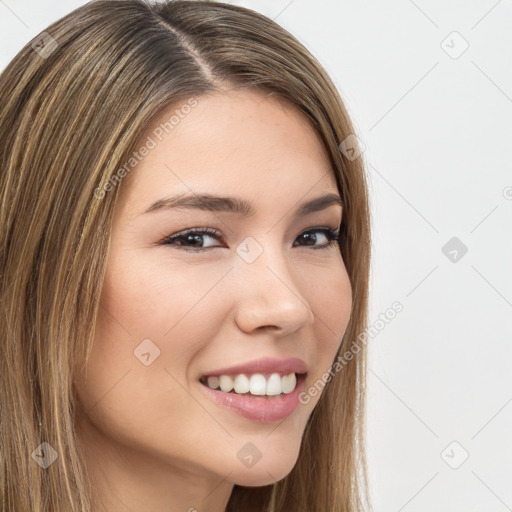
[
  {"x1": 198, "y1": 372, "x2": 308, "y2": 423},
  {"x1": 199, "y1": 372, "x2": 300, "y2": 396}
]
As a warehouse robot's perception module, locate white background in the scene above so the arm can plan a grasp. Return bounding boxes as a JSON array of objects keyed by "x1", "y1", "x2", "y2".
[{"x1": 1, "y1": 1, "x2": 511, "y2": 510}]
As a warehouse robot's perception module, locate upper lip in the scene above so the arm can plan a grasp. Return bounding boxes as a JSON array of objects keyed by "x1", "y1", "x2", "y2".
[{"x1": 201, "y1": 357, "x2": 308, "y2": 377}]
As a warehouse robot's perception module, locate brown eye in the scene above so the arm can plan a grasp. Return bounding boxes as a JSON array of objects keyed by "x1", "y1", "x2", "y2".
[
  {"x1": 294, "y1": 227, "x2": 340, "y2": 249},
  {"x1": 160, "y1": 226, "x2": 340, "y2": 253},
  {"x1": 161, "y1": 228, "x2": 224, "y2": 251}
]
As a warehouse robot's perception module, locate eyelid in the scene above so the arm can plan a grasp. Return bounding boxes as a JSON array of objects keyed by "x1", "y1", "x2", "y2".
[
  {"x1": 159, "y1": 225, "x2": 341, "y2": 252},
  {"x1": 159, "y1": 227, "x2": 222, "y2": 245}
]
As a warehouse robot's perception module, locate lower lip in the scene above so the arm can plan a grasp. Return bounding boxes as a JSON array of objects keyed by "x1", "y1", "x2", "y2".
[{"x1": 199, "y1": 375, "x2": 306, "y2": 423}]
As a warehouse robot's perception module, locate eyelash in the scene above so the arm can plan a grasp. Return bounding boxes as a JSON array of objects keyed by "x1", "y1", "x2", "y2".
[{"x1": 159, "y1": 226, "x2": 341, "y2": 253}]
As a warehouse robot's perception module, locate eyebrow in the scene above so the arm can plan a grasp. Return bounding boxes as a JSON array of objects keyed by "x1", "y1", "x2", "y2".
[{"x1": 139, "y1": 192, "x2": 343, "y2": 218}]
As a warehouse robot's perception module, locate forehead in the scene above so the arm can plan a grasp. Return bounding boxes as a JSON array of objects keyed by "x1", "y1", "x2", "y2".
[{"x1": 117, "y1": 89, "x2": 337, "y2": 216}]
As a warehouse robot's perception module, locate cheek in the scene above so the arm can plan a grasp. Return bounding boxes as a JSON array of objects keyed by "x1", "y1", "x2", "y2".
[
  {"x1": 78, "y1": 253, "x2": 232, "y2": 393},
  {"x1": 306, "y1": 261, "x2": 353, "y2": 357},
  {"x1": 73, "y1": 258, "x2": 234, "y2": 458},
  {"x1": 98, "y1": 253, "x2": 232, "y2": 340}
]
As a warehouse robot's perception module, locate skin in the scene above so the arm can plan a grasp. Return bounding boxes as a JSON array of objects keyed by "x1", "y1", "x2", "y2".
[{"x1": 74, "y1": 88, "x2": 352, "y2": 512}]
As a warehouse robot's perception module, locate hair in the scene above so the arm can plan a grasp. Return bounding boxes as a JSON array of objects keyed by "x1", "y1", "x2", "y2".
[{"x1": 0, "y1": 1, "x2": 372, "y2": 510}]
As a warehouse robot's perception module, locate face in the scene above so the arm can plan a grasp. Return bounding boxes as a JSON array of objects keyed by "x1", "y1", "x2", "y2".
[{"x1": 74, "y1": 88, "x2": 352, "y2": 505}]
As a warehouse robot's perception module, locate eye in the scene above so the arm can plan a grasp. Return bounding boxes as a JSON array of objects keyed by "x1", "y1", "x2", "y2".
[
  {"x1": 293, "y1": 227, "x2": 341, "y2": 250},
  {"x1": 159, "y1": 226, "x2": 341, "y2": 252},
  {"x1": 160, "y1": 227, "x2": 223, "y2": 251}
]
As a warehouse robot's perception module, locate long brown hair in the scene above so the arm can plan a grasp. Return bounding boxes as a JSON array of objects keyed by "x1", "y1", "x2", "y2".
[{"x1": 0, "y1": 1, "x2": 372, "y2": 510}]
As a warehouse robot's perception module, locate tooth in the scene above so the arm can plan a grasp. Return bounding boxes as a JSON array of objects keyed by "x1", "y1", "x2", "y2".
[
  {"x1": 266, "y1": 373, "x2": 282, "y2": 395},
  {"x1": 219, "y1": 375, "x2": 234, "y2": 392},
  {"x1": 281, "y1": 372, "x2": 296, "y2": 394},
  {"x1": 207, "y1": 376, "x2": 220, "y2": 389},
  {"x1": 205, "y1": 372, "x2": 298, "y2": 396},
  {"x1": 249, "y1": 374, "x2": 267, "y2": 395},
  {"x1": 233, "y1": 374, "x2": 250, "y2": 394}
]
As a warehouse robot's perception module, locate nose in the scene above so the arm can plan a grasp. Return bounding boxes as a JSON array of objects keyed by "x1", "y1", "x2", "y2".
[{"x1": 233, "y1": 243, "x2": 315, "y2": 336}]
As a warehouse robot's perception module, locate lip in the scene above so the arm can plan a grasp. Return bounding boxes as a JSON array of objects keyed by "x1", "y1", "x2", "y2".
[
  {"x1": 200, "y1": 356, "x2": 308, "y2": 378},
  {"x1": 199, "y1": 373, "x2": 306, "y2": 423}
]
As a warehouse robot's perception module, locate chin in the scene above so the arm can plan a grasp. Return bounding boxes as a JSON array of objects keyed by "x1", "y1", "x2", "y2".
[
  {"x1": 233, "y1": 467, "x2": 292, "y2": 487},
  {"x1": 231, "y1": 451, "x2": 300, "y2": 487}
]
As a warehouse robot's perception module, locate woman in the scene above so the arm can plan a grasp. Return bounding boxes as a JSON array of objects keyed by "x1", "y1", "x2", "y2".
[{"x1": 0, "y1": 1, "x2": 372, "y2": 510}]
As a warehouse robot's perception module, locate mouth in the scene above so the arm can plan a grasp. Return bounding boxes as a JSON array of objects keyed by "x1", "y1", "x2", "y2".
[
  {"x1": 198, "y1": 372, "x2": 308, "y2": 423},
  {"x1": 199, "y1": 371, "x2": 307, "y2": 397}
]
